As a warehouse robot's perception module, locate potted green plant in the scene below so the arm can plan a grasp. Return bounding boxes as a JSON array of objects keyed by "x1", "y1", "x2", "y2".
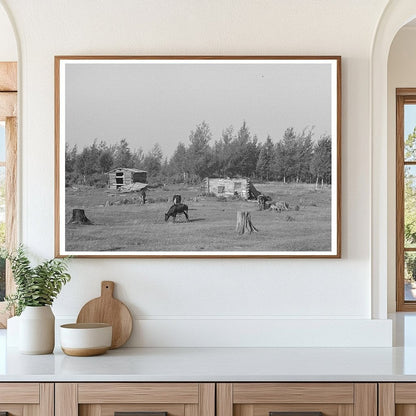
[{"x1": 4, "y1": 246, "x2": 71, "y2": 354}]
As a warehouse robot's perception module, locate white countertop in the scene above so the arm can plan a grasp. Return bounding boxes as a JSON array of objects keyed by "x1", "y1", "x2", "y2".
[
  {"x1": 2, "y1": 346, "x2": 416, "y2": 382},
  {"x1": 2, "y1": 313, "x2": 416, "y2": 382}
]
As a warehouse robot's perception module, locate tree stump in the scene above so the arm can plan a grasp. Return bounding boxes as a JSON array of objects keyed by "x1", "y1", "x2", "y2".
[
  {"x1": 236, "y1": 211, "x2": 258, "y2": 235},
  {"x1": 68, "y1": 209, "x2": 93, "y2": 225}
]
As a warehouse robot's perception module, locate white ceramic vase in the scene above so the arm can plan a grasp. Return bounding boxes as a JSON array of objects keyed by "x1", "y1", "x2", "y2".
[
  {"x1": 19, "y1": 306, "x2": 55, "y2": 354},
  {"x1": 6, "y1": 315, "x2": 20, "y2": 347}
]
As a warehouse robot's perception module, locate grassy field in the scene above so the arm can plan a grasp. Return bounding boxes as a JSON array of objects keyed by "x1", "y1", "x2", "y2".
[{"x1": 65, "y1": 182, "x2": 332, "y2": 252}]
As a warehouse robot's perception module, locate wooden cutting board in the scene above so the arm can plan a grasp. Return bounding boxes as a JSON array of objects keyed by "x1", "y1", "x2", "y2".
[{"x1": 76, "y1": 281, "x2": 133, "y2": 349}]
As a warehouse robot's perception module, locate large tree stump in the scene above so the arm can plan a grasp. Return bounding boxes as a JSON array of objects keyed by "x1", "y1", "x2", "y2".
[
  {"x1": 68, "y1": 209, "x2": 93, "y2": 225},
  {"x1": 236, "y1": 211, "x2": 258, "y2": 235}
]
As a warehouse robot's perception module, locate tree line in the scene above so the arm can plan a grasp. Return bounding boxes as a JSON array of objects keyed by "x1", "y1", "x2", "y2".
[
  {"x1": 65, "y1": 121, "x2": 332, "y2": 187},
  {"x1": 404, "y1": 127, "x2": 416, "y2": 281}
]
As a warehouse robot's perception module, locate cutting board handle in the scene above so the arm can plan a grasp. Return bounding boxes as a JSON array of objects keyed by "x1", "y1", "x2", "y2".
[{"x1": 101, "y1": 281, "x2": 115, "y2": 298}]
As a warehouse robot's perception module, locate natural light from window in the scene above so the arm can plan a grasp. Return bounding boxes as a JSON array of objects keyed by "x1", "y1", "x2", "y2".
[
  {"x1": 0, "y1": 122, "x2": 5, "y2": 301},
  {"x1": 404, "y1": 104, "x2": 416, "y2": 301}
]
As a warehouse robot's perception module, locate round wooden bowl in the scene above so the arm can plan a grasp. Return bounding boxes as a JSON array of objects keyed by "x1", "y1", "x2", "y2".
[{"x1": 60, "y1": 323, "x2": 112, "y2": 357}]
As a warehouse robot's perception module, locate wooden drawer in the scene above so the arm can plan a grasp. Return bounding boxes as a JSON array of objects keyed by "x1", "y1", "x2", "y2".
[
  {"x1": 56, "y1": 383, "x2": 215, "y2": 416},
  {"x1": 0, "y1": 383, "x2": 53, "y2": 416},
  {"x1": 379, "y1": 383, "x2": 416, "y2": 416},
  {"x1": 217, "y1": 383, "x2": 377, "y2": 416}
]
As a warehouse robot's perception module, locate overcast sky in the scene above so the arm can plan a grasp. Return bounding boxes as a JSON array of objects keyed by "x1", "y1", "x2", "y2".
[{"x1": 64, "y1": 60, "x2": 333, "y2": 158}]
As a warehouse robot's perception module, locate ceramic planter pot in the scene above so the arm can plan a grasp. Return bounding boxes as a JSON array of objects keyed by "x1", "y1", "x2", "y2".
[
  {"x1": 19, "y1": 305, "x2": 55, "y2": 354},
  {"x1": 6, "y1": 315, "x2": 20, "y2": 347}
]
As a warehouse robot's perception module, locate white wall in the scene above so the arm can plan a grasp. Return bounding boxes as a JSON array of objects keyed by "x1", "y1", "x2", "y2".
[
  {"x1": 387, "y1": 26, "x2": 416, "y2": 312},
  {"x1": 0, "y1": 0, "x2": 393, "y2": 347},
  {"x1": 0, "y1": 3, "x2": 16, "y2": 61}
]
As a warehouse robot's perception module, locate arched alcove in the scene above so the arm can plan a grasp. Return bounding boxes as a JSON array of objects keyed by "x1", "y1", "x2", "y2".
[
  {"x1": 371, "y1": 0, "x2": 416, "y2": 319},
  {"x1": 387, "y1": 20, "x2": 416, "y2": 314}
]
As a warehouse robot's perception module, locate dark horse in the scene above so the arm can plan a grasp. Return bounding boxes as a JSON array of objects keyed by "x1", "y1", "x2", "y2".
[{"x1": 165, "y1": 203, "x2": 189, "y2": 222}]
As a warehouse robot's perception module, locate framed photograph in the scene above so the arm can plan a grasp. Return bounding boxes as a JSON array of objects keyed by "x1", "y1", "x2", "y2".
[{"x1": 55, "y1": 56, "x2": 341, "y2": 258}]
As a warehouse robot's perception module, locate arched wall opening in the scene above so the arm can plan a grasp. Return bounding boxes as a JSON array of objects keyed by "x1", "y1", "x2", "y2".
[
  {"x1": 387, "y1": 19, "x2": 416, "y2": 313},
  {"x1": 372, "y1": 1, "x2": 416, "y2": 319}
]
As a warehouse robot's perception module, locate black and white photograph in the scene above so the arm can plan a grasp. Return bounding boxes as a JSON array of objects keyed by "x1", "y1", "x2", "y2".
[{"x1": 55, "y1": 56, "x2": 341, "y2": 257}]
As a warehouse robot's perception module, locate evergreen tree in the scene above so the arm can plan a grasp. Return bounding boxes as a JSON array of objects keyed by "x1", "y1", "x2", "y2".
[
  {"x1": 161, "y1": 157, "x2": 170, "y2": 177},
  {"x1": 170, "y1": 142, "x2": 188, "y2": 181},
  {"x1": 274, "y1": 127, "x2": 298, "y2": 183},
  {"x1": 310, "y1": 135, "x2": 332, "y2": 184},
  {"x1": 144, "y1": 143, "x2": 163, "y2": 177},
  {"x1": 228, "y1": 122, "x2": 259, "y2": 177},
  {"x1": 132, "y1": 148, "x2": 145, "y2": 169},
  {"x1": 99, "y1": 150, "x2": 114, "y2": 173},
  {"x1": 256, "y1": 135, "x2": 275, "y2": 180},
  {"x1": 75, "y1": 148, "x2": 93, "y2": 179},
  {"x1": 86, "y1": 139, "x2": 102, "y2": 174},
  {"x1": 212, "y1": 126, "x2": 235, "y2": 177},
  {"x1": 65, "y1": 143, "x2": 77, "y2": 173},
  {"x1": 237, "y1": 121, "x2": 251, "y2": 145},
  {"x1": 296, "y1": 128, "x2": 314, "y2": 183},
  {"x1": 114, "y1": 139, "x2": 133, "y2": 168},
  {"x1": 187, "y1": 121, "x2": 213, "y2": 178}
]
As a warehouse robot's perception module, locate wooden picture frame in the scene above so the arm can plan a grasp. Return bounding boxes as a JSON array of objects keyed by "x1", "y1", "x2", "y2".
[{"x1": 55, "y1": 56, "x2": 341, "y2": 258}]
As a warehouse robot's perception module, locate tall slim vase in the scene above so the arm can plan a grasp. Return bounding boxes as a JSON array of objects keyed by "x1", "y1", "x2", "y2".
[{"x1": 19, "y1": 306, "x2": 55, "y2": 354}]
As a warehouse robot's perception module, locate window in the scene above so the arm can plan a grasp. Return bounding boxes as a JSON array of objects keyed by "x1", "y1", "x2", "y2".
[
  {"x1": 0, "y1": 122, "x2": 6, "y2": 300},
  {"x1": 217, "y1": 185, "x2": 225, "y2": 194},
  {"x1": 396, "y1": 89, "x2": 416, "y2": 311},
  {"x1": 0, "y1": 62, "x2": 17, "y2": 326}
]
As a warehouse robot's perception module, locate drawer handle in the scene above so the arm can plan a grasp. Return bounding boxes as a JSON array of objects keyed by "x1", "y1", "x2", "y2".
[
  {"x1": 270, "y1": 413, "x2": 323, "y2": 416},
  {"x1": 115, "y1": 412, "x2": 168, "y2": 416}
]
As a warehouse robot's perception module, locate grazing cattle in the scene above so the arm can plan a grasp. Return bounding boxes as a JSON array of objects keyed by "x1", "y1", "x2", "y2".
[
  {"x1": 165, "y1": 203, "x2": 189, "y2": 222},
  {"x1": 172, "y1": 194, "x2": 182, "y2": 204}
]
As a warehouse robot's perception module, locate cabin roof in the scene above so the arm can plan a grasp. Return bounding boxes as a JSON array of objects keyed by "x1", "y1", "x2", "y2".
[
  {"x1": 108, "y1": 168, "x2": 147, "y2": 174},
  {"x1": 207, "y1": 177, "x2": 248, "y2": 182}
]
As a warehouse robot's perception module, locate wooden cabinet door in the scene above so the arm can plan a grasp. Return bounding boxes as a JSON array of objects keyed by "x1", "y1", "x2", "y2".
[
  {"x1": 217, "y1": 383, "x2": 377, "y2": 416},
  {"x1": 379, "y1": 383, "x2": 416, "y2": 416},
  {"x1": 0, "y1": 383, "x2": 53, "y2": 416},
  {"x1": 55, "y1": 383, "x2": 215, "y2": 416}
]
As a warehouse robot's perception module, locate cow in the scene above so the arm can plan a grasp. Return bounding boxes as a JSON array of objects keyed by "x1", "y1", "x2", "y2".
[
  {"x1": 172, "y1": 194, "x2": 182, "y2": 204},
  {"x1": 165, "y1": 203, "x2": 189, "y2": 222}
]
